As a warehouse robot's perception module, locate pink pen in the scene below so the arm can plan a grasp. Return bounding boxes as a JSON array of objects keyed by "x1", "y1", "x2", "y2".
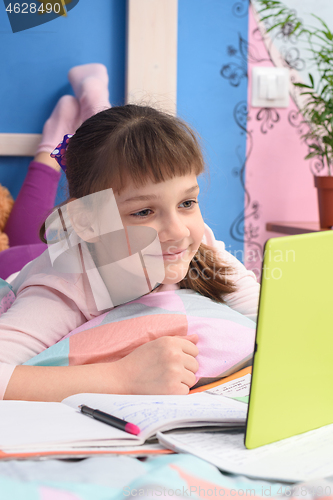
[{"x1": 79, "y1": 405, "x2": 141, "y2": 435}]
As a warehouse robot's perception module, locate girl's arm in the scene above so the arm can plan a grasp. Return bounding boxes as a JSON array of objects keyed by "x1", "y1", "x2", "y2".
[
  {"x1": 0, "y1": 246, "x2": 95, "y2": 375},
  {"x1": 219, "y1": 249, "x2": 260, "y2": 322},
  {"x1": 0, "y1": 279, "x2": 199, "y2": 400},
  {"x1": 1, "y1": 245, "x2": 199, "y2": 401},
  {"x1": 0, "y1": 269, "x2": 92, "y2": 399},
  {"x1": 202, "y1": 223, "x2": 260, "y2": 322},
  {"x1": 4, "y1": 335, "x2": 199, "y2": 401},
  {"x1": 0, "y1": 285, "x2": 87, "y2": 366}
]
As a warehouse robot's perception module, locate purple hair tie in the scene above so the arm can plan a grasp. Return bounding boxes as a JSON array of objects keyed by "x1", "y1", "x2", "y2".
[{"x1": 50, "y1": 134, "x2": 73, "y2": 172}]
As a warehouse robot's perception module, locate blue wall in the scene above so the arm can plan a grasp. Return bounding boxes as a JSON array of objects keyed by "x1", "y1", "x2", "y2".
[
  {"x1": 177, "y1": 0, "x2": 248, "y2": 257},
  {"x1": 0, "y1": 0, "x2": 248, "y2": 256},
  {"x1": 0, "y1": 0, "x2": 126, "y2": 199}
]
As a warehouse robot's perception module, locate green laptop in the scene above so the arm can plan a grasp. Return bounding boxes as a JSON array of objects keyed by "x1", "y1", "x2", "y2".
[{"x1": 245, "y1": 230, "x2": 333, "y2": 449}]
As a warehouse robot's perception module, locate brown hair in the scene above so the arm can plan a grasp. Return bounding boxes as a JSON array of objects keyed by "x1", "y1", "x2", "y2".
[{"x1": 40, "y1": 105, "x2": 236, "y2": 301}]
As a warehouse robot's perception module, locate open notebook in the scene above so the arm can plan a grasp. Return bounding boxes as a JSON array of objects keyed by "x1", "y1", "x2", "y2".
[{"x1": 0, "y1": 391, "x2": 247, "y2": 456}]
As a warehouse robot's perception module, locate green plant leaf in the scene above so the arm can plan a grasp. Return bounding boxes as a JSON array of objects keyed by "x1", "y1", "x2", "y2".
[
  {"x1": 323, "y1": 136, "x2": 333, "y2": 146},
  {"x1": 305, "y1": 152, "x2": 322, "y2": 160},
  {"x1": 293, "y1": 83, "x2": 313, "y2": 88},
  {"x1": 255, "y1": 0, "x2": 333, "y2": 174},
  {"x1": 310, "y1": 14, "x2": 332, "y2": 36}
]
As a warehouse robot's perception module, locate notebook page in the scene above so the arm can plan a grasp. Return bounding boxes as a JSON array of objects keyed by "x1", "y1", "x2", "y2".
[
  {"x1": 205, "y1": 373, "x2": 251, "y2": 402},
  {"x1": 63, "y1": 392, "x2": 248, "y2": 440},
  {"x1": 157, "y1": 423, "x2": 333, "y2": 482},
  {"x1": 0, "y1": 401, "x2": 138, "y2": 451}
]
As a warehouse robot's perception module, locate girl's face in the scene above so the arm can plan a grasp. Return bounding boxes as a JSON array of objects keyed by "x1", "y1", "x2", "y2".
[{"x1": 115, "y1": 174, "x2": 205, "y2": 284}]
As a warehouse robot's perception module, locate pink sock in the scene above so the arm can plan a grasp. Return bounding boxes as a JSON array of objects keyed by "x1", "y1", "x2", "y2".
[
  {"x1": 36, "y1": 95, "x2": 80, "y2": 154},
  {"x1": 68, "y1": 63, "x2": 111, "y2": 122}
]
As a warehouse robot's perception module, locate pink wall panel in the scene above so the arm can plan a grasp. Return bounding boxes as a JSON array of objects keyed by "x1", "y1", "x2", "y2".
[{"x1": 244, "y1": 5, "x2": 318, "y2": 279}]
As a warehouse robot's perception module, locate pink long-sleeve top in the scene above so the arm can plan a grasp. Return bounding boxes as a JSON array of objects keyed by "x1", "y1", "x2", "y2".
[{"x1": 0, "y1": 224, "x2": 260, "y2": 399}]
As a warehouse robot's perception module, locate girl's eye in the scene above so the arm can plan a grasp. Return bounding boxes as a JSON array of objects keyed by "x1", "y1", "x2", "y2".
[
  {"x1": 129, "y1": 200, "x2": 197, "y2": 218},
  {"x1": 180, "y1": 200, "x2": 198, "y2": 209},
  {"x1": 130, "y1": 209, "x2": 152, "y2": 218}
]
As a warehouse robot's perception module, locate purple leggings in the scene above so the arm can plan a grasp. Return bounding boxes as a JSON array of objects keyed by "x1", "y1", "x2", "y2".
[{"x1": 0, "y1": 161, "x2": 61, "y2": 280}]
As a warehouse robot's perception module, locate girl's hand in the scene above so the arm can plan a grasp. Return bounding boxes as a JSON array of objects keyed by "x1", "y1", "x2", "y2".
[
  {"x1": 112, "y1": 334, "x2": 199, "y2": 395},
  {"x1": 4, "y1": 335, "x2": 199, "y2": 401}
]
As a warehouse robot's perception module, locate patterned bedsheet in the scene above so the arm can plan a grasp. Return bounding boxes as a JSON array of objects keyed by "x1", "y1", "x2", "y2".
[{"x1": 1, "y1": 454, "x2": 333, "y2": 499}]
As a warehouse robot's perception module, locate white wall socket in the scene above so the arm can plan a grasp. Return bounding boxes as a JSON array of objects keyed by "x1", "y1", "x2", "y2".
[{"x1": 252, "y1": 67, "x2": 290, "y2": 108}]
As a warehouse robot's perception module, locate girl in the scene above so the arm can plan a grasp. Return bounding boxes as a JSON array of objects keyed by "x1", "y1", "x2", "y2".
[{"x1": 0, "y1": 68, "x2": 259, "y2": 403}]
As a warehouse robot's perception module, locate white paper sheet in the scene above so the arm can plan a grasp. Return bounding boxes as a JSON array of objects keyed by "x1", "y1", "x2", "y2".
[{"x1": 157, "y1": 423, "x2": 333, "y2": 482}]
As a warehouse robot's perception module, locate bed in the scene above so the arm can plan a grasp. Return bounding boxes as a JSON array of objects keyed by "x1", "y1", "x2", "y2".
[{"x1": 1, "y1": 266, "x2": 332, "y2": 496}]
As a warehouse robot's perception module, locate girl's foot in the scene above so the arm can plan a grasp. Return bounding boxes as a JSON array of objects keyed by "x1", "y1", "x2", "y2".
[
  {"x1": 68, "y1": 63, "x2": 111, "y2": 122},
  {"x1": 35, "y1": 95, "x2": 80, "y2": 170}
]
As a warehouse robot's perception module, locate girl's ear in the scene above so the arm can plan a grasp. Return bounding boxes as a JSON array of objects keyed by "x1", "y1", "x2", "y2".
[
  {"x1": 66, "y1": 189, "x2": 124, "y2": 243},
  {"x1": 66, "y1": 198, "x2": 100, "y2": 243}
]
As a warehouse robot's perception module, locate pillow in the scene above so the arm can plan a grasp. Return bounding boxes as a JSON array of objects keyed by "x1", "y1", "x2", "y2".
[{"x1": 24, "y1": 289, "x2": 256, "y2": 386}]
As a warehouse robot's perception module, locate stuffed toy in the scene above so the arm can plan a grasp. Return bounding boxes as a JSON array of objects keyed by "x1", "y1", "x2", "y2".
[{"x1": 0, "y1": 185, "x2": 14, "y2": 252}]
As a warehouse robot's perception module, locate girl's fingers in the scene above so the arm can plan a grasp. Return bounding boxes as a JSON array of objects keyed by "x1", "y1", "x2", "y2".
[
  {"x1": 181, "y1": 338, "x2": 199, "y2": 357},
  {"x1": 186, "y1": 334, "x2": 199, "y2": 344},
  {"x1": 181, "y1": 367, "x2": 197, "y2": 389},
  {"x1": 173, "y1": 333, "x2": 198, "y2": 345},
  {"x1": 179, "y1": 383, "x2": 191, "y2": 395},
  {"x1": 183, "y1": 352, "x2": 199, "y2": 374}
]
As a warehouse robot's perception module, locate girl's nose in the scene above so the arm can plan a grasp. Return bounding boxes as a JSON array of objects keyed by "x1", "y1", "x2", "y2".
[{"x1": 158, "y1": 212, "x2": 190, "y2": 243}]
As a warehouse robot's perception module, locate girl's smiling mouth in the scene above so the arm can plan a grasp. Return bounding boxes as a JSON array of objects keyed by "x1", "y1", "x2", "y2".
[{"x1": 162, "y1": 248, "x2": 188, "y2": 260}]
